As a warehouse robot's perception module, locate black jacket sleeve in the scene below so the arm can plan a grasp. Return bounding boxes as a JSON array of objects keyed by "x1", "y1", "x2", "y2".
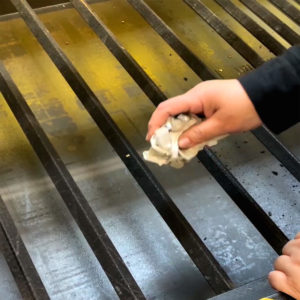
[{"x1": 239, "y1": 45, "x2": 300, "y2": 134}]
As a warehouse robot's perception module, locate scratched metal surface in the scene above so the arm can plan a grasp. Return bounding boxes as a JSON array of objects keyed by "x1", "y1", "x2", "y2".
[{"x1": 0, "y1": 0, "x2": 299, "y2": 299}]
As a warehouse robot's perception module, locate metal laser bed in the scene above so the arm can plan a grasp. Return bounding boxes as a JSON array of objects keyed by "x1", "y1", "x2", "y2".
[{"x1": 0, "y1": 0, "x2": 299, "y2": 299}]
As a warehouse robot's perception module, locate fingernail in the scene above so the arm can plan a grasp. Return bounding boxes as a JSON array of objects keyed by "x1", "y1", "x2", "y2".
[{"x1": 179, "y1": 137, "x2": 190, "y2": 149}]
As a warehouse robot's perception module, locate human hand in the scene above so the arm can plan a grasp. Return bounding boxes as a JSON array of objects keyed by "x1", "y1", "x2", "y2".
[
  {"x1": 269, "y1": 233, "x2": 300, "y2": 299},
  {"x1": 146, "y1": 79, "x2": 262, "y2": 149}
]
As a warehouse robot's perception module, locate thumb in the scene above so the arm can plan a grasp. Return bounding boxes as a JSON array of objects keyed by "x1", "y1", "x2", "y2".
[{"x1": 178, "y1": 117, "x2": 224, "y2": 149}]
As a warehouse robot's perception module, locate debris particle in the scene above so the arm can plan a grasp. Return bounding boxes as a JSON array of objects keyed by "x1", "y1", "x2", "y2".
[
  {"x1": 169, "y1": 53, "x2": 172, "y2": 56},
  {"x1": 121, "y1": 20, "x2": 125, "y2": 23},
  {"x1": 268, "y1": 211, "x2": 272, "y2": 216},
  {"x1": 126, "y1": 154, "x2": 130, "y2": 158},
  {"x1": 184, "y1": 77, "x2": 188, "y2": 81},
  {"x1": 272, "y1": 171, "x2": 278, "y2": 176},
  {"x1": 260, "y1": 150, "x2": 265, "y2": 154},
  {"x1": 218, "y1": 68, "x2": 223, "y2": 72},
  {"x1": 204, "y1": 237, "x2": 207, "y2": 241},
  {"x1": 243, "y1": 140, "x2": 248, "y2": 144}
]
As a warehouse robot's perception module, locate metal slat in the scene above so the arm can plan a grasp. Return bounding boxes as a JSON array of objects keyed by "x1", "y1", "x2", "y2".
[
  {"x1": 215, "y1": 0, "x2": 286, "y2": 56},
  {"x1": 198, "y1": 148, "x2": 289, "y2": 254},
  {"x1": 268, "y1": 0, "x2": 300, "y2": 26},
  {"x1": 0, "y1": 227, "x2": 34, "y2": 300},
  {"x1": 70, "y1": 0, "x2": 164, "y2": 106},
  {"x1": 184, "y1": 0, "x2": 265, "y2": 67},
  {"x1": 126, "y1": 0, "x2": 217, "y2": 80},
  {"x1": 209, "y1": 277, "x2": 294, "y2": 300},
  {"x1": 183, "y1": 0, "x2": 300, "y2": 182},
  {"x1": 74, "y1": 0, "x2": 289, "y2": 255},
  {"x1": 0, "y1": 196, "x2": 50, "y2": 300},
  {"x1": 127, "y1": 1, "x2": 300, "y2": 178},
  {"x1": 8, "y1": 0, "x2": 234, "y2": 294},
  {"x1": 253, "y1": 127, "x2": 300, "y2": 182},
  {"x1": 239, "y1": 0, "x2": 300, "y2": 45},
  {"x1": 0, "y1": 62, "x2": 145, "y2": 300}
]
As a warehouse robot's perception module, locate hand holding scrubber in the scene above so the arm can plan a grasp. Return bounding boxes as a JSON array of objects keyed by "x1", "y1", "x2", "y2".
[{"x1": 143, "y1": 114, "x2": 227, "y2": 168}]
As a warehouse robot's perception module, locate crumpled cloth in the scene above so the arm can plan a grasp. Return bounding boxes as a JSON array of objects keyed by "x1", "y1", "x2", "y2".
[{"x1": 143, "y1": 114, "x2": 226, "y2": 168}]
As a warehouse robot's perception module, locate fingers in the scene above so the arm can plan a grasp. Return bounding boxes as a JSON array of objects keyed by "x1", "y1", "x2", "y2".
[
  {"x1": 295, "y1": 232, "x2": 300, "y2": 239},
  {"x1": 268, "y1": 271, "x2": 290, "y2": 293},
  {"x1": 269, "y1": 271, "x2": 298, "y2": 300},
  {"x1": 274, "y1": 255, "x2": 293, "y2": 275},
  {"x1": 282, "y1": 239, "x2": 300, "y2": 257},
  {"x1": 146, "y1": 94, "x2": 202, "y2": 140},
  {"x1": 178, "y1": 117, "x2": 224, "y2": 149}
]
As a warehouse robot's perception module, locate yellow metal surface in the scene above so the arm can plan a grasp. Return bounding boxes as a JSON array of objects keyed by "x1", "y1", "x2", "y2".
[
  {"x1": 1, "y1": 0, "x2": 297, "y2": 174},
  {"x1": 1, "y1": 0, "x2": 298, "y2": 174},
  {"x1": 0, "y1": 0, "x2": 202, "y2": 175}
]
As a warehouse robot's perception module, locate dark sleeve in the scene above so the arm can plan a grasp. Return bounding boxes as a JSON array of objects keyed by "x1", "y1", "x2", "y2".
[{"x1": 239, "y1": 45, "x2": 300, "y2": 134}]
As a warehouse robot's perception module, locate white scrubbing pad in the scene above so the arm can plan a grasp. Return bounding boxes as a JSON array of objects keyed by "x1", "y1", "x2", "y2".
[{"x1": 143, "y1": 114, "x2": 227, "y2": 168}]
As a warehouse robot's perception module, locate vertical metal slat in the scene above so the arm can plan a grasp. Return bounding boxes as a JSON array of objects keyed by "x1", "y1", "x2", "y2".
[
  {"x1": 0, "y1": 63, "x2": 146, "y2": 300},
  {"x1": 0, "y1": 196, "x2": 50, "y2": 300}
]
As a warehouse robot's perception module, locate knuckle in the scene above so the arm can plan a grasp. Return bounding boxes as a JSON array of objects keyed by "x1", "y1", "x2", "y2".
[
  {"x1": 157, "y1": 102, "x2": 167, "y2": 111},
  {"x1": 189, "y1": 127, "x2": 204, "y2": 142},
  {"x1": 274, "y1": 255, "x2": 289, "y2": 269},
  {"x1": 195, "y1": 82, "x2": 206, "y2": 97},
  {"x1": 282, "y1": 245, "x2": 289, "y2": 255},
  {"x1": 282, "y1": 240, "x2": 293, "y2": 254}
]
